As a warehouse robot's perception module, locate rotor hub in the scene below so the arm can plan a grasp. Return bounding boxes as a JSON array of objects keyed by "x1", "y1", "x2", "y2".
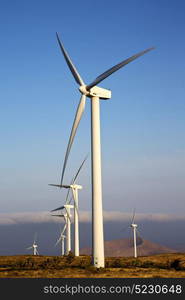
[
  {"x1": 131, "y1": 223, "x2": 137, "y2": 228},
  {"x1": 70, "y1": 184, "x2": 82, "y2": 190},
  {"x1": 79, "y1": 85, "x2": 90, "y2": 96},
  {"x1": 79, "y1": 85, "x2": 111, "y2": 100}
]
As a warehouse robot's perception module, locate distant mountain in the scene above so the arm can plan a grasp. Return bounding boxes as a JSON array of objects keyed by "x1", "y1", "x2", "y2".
[{"x1": 80, "y1": 237, "x2": 177, "y2": 257}]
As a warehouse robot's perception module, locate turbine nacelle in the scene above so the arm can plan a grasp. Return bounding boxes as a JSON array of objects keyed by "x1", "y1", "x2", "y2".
[
  {"x1": 131, "y1": 223, "x2": 137, "y2": 228},
  {"x1": 64, "y1": 204, "x2": 74, "y2": 209},
  {"x1": 70, "y1": 184, "x2": 82, "y2": 190},
  {"x1": 79, "y1": 85, "x2": 111, "y2": 100}
]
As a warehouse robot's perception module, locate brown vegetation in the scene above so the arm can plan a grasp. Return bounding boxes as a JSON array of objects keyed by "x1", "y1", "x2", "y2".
[{"x1": 0, "y1": 252, "x2": 185, "y2": 278}]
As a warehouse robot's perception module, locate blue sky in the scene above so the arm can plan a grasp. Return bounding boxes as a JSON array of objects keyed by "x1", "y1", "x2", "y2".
[{"x1": 0, "y1": 0, "x2": 185, "y2": 215}]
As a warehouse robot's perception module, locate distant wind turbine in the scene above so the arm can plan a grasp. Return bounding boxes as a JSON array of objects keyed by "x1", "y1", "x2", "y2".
[
  {"x1": 130, "y1": 210, "x2": 138, "y2": 258},
  {"x1": 49, "y1": 156, "x2": 87, "y2": 257},
  {"x1": 56, "y1": 32, "x2": 154, "y2": 267},
  {"x1": 26, "y1": 233, "x2": 39, "y2": 255},
  {"x1": 51, "y1": 205, "x2": 73, "y2": 255},
  {"x1": 122, "y1": 210, "x2": 143, "y2": 258},
  {"x1": 55, "y1": 224, "x2": 66, "y2": 256}
]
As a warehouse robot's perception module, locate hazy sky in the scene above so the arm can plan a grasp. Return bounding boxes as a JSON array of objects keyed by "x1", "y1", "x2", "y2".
[
  {"x1": 0, "y1": 211, "x2": 185, "y2": 255},
  {"x1": 0, "y1": 0, "x2": 185, "y2": 215}
]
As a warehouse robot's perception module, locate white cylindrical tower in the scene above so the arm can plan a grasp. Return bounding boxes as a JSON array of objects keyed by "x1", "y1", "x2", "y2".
[
  {"x1": 66, "y1": 213, "x2": 71, "y2": 255},
  {"x1": 91, "y1": 96, "x2": 105, "y2": 268},
  {"x1": 61, "y1": 237, "x2": 65, "y2": 256},
  {"x1": 133, "y1": 225, "x2": 137, "y2": 258},
  {"x1": 73, "y1": 188, "x2": 79, "y2": 256},
  {"x1": 33, "y1": 245, "x2": 37, "y2": 256}
]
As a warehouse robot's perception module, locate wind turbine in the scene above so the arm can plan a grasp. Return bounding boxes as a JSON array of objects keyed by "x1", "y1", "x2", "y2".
[
  {"x1": 122, "y1": 210, "x2": 142, "y2": 258},
  {"x1": 51, "y1": 213, "x2": 67, "y2": 255},
  {"x1": 55, "y1": 224, "x2": 66, "y2": 256},
  {"x1": 56, "y1": 32, "x2": 154, "y2": 267},
  {"x1": 130, "y1": 211, "x2": 138, "y2": 258},
  {"x1": 51, "y1": 205, "x2": 73, "y2": 255},
  {"x1": 26, "y1": 233, "x2": 39, "y2": 255},
  {"x1": 49, "y1": 156, "x2": 87, "y2": 257}
]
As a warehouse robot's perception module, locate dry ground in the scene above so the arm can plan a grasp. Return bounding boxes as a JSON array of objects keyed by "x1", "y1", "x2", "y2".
[{"x1": 0, "y1": 253, "x2": 185, "y2": 278}]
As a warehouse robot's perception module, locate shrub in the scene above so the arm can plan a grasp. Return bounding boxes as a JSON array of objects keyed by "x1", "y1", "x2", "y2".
[
  {"x1": 85, "y1": 265, "x2": 105, "y2": 273},
  {"x1": 78, "y1": 259, "x2": 89, "y2": 268},
  {"x1": 112, "y1": 258, "x2": 122, "y2": 268},
  {"x1": 170, "y1": 259, "x2": 181, "y2": 270},
  {"x1": 85, "y1": 265, "x2": 97, "y2": 273},
  {"x1": 66, "y1": 251, "x2": 75, "y2": 264}
]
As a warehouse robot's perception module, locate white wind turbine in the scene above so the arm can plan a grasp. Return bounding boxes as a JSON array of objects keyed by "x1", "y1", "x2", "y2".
[
  {"x1": 122, "y1": 210, "x2": 142, "y2": 258},
  {"x1": 26, "y1": 233, "x2": 39, "y2": 255},
  {"x1": 55, "y1": 224, "x2": 66, "y2": 256},
  {"x1": 49, "y1": 156, "x2": 87, "y2": 257},
  {"x1": 130, "y1": 211, "x2": 139, "y2": 258},
  {"x1": 51, "y1": 213, "x2": 67, "y2": 255},
  {"x1": 55, "y1": 32, "x2": 154, "y2": 267},
  {"x1": 51, "y1": 206, "x2": 73, "y2": 255}
]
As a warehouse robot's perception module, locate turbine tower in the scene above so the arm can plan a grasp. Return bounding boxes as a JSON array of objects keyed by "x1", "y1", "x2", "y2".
[
  {"x1": 49, "y1": 156, "x2": 87, "y2": 256},
  {"x1": 131, "y1": 222, "x2": 138, "y2": 258},
  {"x1": 56, "y1": 32, "x2": 154, "y2": 267},
  {"x1": 26, "y1": 233, "x2": 39, "y2": 255}
]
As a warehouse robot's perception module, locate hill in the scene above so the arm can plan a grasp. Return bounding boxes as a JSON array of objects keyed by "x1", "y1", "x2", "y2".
[{"x1": 80, "y1": 238, "x2": 177, "y2": 257}]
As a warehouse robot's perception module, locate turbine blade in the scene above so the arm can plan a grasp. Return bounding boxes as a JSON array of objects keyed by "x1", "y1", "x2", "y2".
[
  {"x1": 65, "y1": 186, "x2": 72, "y2": 204},
  {"x1": 65, "y1": 206, "x2": 72, "y2": 222},
  {"x1": 34, "y1": 232, "x2": 37, "y2": 244},
  {"x1": 65, "y1": 174, "x2": 78, "y2": 204},
  {"x1": 56, "y1": 32, "x2": 85, "y2": 86},
  {"x1": 67, "y1": 195, "x2": 74, "y2": 205},
  {"x1": 136, "y1": 229, "x2": 142, "y2": 239},
  {"x1": 86, "y1": 47, "x2": 155, "y2": 90},
  {"x1": 26, "y1": 246, "x2": 33, "y2": 250},
  {"x1": 51, "y1": 214, "x2": 64, "y2": 217},
  {"x1": 61, "y1": 224, "x2": 67, "y2": 235},
  {"x1": 60, "y1": 94, "x2": 86, "y2": 185},
  {"x1": 49, "y1": 184, "x2": 70, "y2": 188},
  {"x1": 51, "y1": 205, "x2": 65, "y2": 212},
  {"x1": 131, "y1": 208, "x2": 136, "y2": 224},
  {"x1": 65, "y1": 155, "x2": 88, "y2": 204},
  {"x1": 136, "y1": 229, "x2": 143, "y2": 245},
  {"x1": 73, "y1": 154, "x2": 88, "y2": 184},
  {"x1": 48, "y1": 184, "x2": 63, "y2": 188},
  {"x1": 55, "y1": 236, "x2": 62, "y2": 247}
]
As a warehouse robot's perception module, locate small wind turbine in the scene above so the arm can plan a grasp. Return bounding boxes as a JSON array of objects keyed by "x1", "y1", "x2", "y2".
[
  {"x1": 55, "y1": 224, "x2": 66, "y2": 256},
  {"x1": 51, "y1": 205, "x2": 73, "y2": 255},
  {"x1": 26, "y1": 233, "x2": 39, "y2": 255},
  {"x1": 49, "y1": 156, "x2": 87, "y2": 256},
  {"x1": 122, "y1": 210, "x2": 142, "y2": 258},
  {"x1": 130, "y1": 211, "x2": 138, "y2": 258},
  {"x1": 56, "y1": 32, "x2": 154, "y2": 267}
]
